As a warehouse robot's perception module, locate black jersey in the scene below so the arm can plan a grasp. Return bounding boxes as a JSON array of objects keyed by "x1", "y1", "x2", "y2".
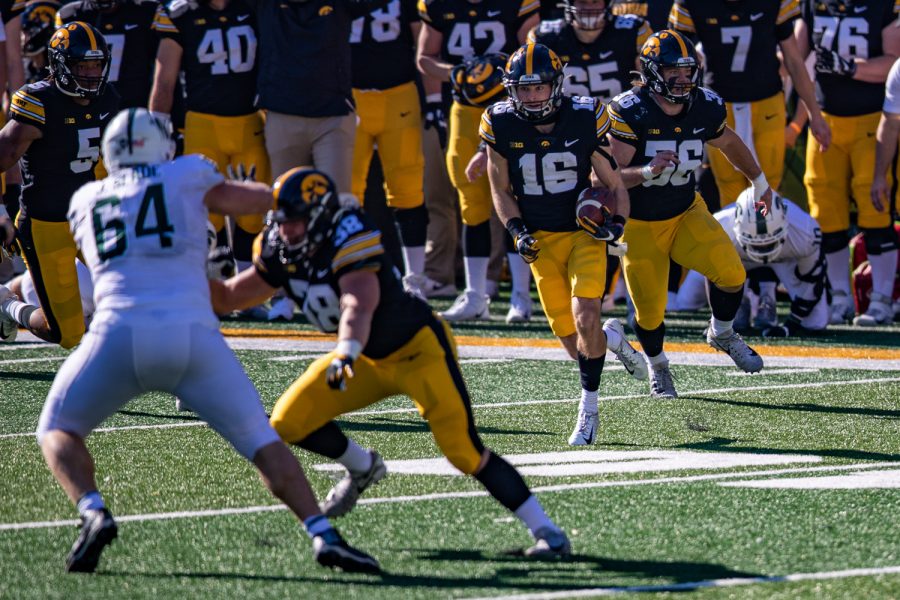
[
  {"x1": 57, "y1": 0, "x2": 159, "y2": 109},
  {"x1": 481, "y1": 96, "x2": 611, "y2": 232},
  {"x1": 528, "y1": 15, "x2": 651, "y2": 102},
  {"x1": 253, "y1": 209, "x2": 434, "y2": 359},
  {"x1": 351, "y1": 0, "x2": 419, "y2": 90},
  {"x1": 668, "y1": 0, "x2": 799, "y2": 103},
  {"x1": 803, "y1": 0, "x2": 899, "y2": 117},
  {"x1": 10, "y1": 81, "x2": 120, "y2": 222},
  {"x1": 608, "y1": 85, "x2": 726, "y2": 221},
  {"x1": 153, "y1": 0, "x2": 258, "y2": 116},
  {"x1": 610, "y1": 0, "x2": 671, "y2": 32},
  {"x1": 418, "y1": 0, "x2": 538, "y2": 63}
]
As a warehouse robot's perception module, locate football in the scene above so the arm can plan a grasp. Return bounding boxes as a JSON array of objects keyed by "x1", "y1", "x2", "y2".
[{"x1": 576, "y1": 186, "x2": 615, "y2": 234}]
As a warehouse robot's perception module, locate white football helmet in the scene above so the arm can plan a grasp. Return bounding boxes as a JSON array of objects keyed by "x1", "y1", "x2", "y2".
[
  {"x1": 101, "y1": 108, "x2": 175, "y2": 172},
  {"x1": 733, "y1": 187, "x2": 788, "y2": 263}
]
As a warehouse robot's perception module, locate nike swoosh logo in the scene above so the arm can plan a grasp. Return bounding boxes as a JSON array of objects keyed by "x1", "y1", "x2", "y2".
[
  {"x1": 100, "y1": 112, "x2": 110, "y2": 120},
  {"x1": 0, "y1": 320, "x2": 14, "y2": 341},
  {"x1": 124, "y1": 23, "x2": 138, "y2": 30},
  {"x1": 400, "y1": 111, "x2": 411, "y2": 117},
  {"x1": 237, "y1": 14, "x2": 250, "y2": 21},
  {"x1": 622, "y1": 361, "x2": 635, "y2": 376},
  {"x1": 693, "y1": 127, "x2": 704, "y2": 134},
  {"x1": 565, "y1": 139, "x2": 579, "y2": 147},
  {"x1": 487, "y1": 9, "x2": 501, "y2": 16},
  {"x1": 599, "y1": 50, "x2": 614, "y2": 59},
  {"x1": 750, "y1": 12, "x2": 763, "y2": 21},
  {"x1": 764, "y1": 113, "x2": 777, "y2": 120},
  {"x1": 854, "y1": 5, "x2": 867, "y2": 13}
]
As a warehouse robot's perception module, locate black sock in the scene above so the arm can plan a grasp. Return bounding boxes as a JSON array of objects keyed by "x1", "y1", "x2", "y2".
[
  {"x1": 707, "y1": 281, "x2": 745, "y2": 321},
  {"x1": 474, "y1": 451, "x2": 532, "y2": 512},
  {"x1": 577, "y1": 353, "x2": 605, "y2": 392},
  {"x1": 295, "y1": 421, "x2": 349, "y2": 459},
  {"x1": 462, "y1": 221, "x2": 491, "y2": 257},
  {"x1": 394, "y1": 205, "x2": 428, "y2": 247},
  {"x1": 632, "y1": 318, "x2": 666, "y2": 358}
]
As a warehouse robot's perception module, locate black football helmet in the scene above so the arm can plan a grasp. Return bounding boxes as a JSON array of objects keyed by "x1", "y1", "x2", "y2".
[
  {"x1": 450, "y1": 53, "x2": 508, "y2": 108},
  {"x1": 21, "y1": 0, "x2": 61, "y2": 57},
  {"x1": 47, "y1": 22, "x2": 111, "y2": 98},
  {"x1": 502, "y1": 43, "x2": 565, "y2": 122},
  {"x1": 561, "y1": 0, "x2": 607, "y2": 31},
  {"x1": 270, "y1": 167, "x2": 342, "y2": 262},
  {"x1": 639, "y1": 29, "x2": 701, "y2": 105}
]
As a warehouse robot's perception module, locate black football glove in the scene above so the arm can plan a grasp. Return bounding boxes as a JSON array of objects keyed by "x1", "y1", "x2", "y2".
[
  {"x1": 326, "y1": 354, "x2": 355, "y2": 391},
  {"x1": 585, "y1": 214, "x2": 626, "y2": 243},
  {"x1": 423, "y1": 101, "x2": 448, "y2": 148},
  {"x1": 226, "y1": 163, "x2": 257, "y2": 182},
  {"x1": 206, "y1": 246, "x2": 236, "y2": 280},
  {"x1": 514, "y1": 232, "x2": 540, "y2": 263},
  {"x1": 761, "y1": 315, "x2": 805, "y2": 338},
  {"x1": 814, "y1": 46, "x2": 857, "y2": 77}
]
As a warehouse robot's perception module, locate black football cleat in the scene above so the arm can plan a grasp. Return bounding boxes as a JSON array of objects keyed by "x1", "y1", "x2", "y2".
[
  {"x1": 313, "y1": 528, "x2": 380, "y2": 574},
  {"x1": 66, "y1": 508, "x2": 118, "y2": 573}
]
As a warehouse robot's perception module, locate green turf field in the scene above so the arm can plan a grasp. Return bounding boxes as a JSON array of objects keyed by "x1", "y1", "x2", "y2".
[{"x1": 1, "y1": 301, "x2": 898, "y2": 599}]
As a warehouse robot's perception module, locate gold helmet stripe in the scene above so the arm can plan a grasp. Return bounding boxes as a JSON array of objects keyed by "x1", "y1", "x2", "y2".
[
  {"x1": 79, "y1": 21, "x2": 98, "y2": 51},
  {"x1": 272, "y1": 166, "x2": 306, "y2": 202},
  {"x1": 670, "y1": 29, "x2": 689, "y2": 60},
  {"x1": 525, "y1": 42, "x2": 534, "y2": 75}
]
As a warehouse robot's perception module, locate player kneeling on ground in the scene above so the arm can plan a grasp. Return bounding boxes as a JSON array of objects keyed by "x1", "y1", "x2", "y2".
[
  {"x1": 480, "y1": 42, "x2": 647, "y2": 446},
  {"x1": 210, "y1": 167, "x2": 572, "y2": 558},
  {"x1": 28, "y1": 109, "x2": 378, "y2": 575},
  {"x1": 674, "y1": 188, "x2": 829, "y2": 337}
]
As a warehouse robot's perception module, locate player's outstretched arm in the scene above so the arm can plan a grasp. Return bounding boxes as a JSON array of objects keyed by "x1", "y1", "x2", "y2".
[
  {"x1": 204, "y1": 181, "x2": 274, "y2": 216},
  {"x1": 708, "y1": 127, "x2": 772, "y2": 213},
  {"x1": 209, "y1": 268, "x2": 277, "y2": 315}
]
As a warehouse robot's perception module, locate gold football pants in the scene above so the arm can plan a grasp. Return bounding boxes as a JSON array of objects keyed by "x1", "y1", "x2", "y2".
[
  {"x1": 270, "y1": 316, "x2": 486, "y2": 475},
  {"x1": 352, "y1": 81, "x2": 425, "y2": 209},
  {"x1": 184, "y1": 110, "x2": 271, "y2": 233},
  {"x1": 622, "y1": 195, "x2": 746, "y2": 330},
  {"x1": 447, "y1": 101, "x2": 492, "y2": 226},
  {"x1": 804, "y1": 111, "x2": 892, "y2": 233},
  {"x1": 530, "y1": 230, "x2": 607, "y2": 338},
  {"x1": 15, "y1": 217, "x2": 84, "y2": 349}
]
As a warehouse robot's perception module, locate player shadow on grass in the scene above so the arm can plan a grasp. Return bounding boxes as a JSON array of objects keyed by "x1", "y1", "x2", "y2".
[
  {"x1": 0, "y1": 371, "x2": 56, "y2": 382},
  {"x1": 115, "y1": 408, "x2": 202, "y2": 422},
  {"x1": 337, "y1": 416, "x2": 553, "y2": 437},
  {"x1": 682, "y1": 395, "x2": 900, "y2": 420},
  {"x1": 608, "y1": 434, "x2": 900, "y2": 463},
  {"x1": 96, "y1": 550, "x2": 760, "y2": 590}
]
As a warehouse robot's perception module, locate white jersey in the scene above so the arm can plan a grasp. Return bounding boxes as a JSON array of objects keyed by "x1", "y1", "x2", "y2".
[
  {"x1": 68, "y1": 154, "x2": 224, "y2": 328},
  {"x1": 674, "y1": 199, "x2": 829, "y2": 330},
  {"x1": 883, "y1": 57, "x2": 900, "y2": 114}
]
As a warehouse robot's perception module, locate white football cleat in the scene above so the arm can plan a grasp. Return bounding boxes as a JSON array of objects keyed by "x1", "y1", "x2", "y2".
[
  {"x1": 525, "y1": 527, "x2": 571, "y2": 558},
  {"x1": 568, "y1": 409, "x2": 598, "y2": 446},
  {"x1": 505, "y1": 291, "x2": 532, "y2": 324},
  {"x1": 0, "y1": 284, "x2": 17, "y2": 343},
  {"x1": 829, "y1": 291, "x2": 855, "y2": 324},
  {"x1": 267, "y1": 296, "x2": 296, "y2": 321},
  {"x1": 706, "y1": 323, "x2": 764, "y2": 373},
  {"x1": 853, "y1": 293, "x2": 893, "y2": 327},
  {"x1": 401, "y1": 274, "x2": 428, "y2": 301},
  {"x1": 440, "y1": 290, "x2": 490, "y2": 322},
  {"x1": 603, "y1": 318, "x2": 648, "y2": 381},
  {"x1": 649, "y1": 361, "x2": 677, "y2": 398}
]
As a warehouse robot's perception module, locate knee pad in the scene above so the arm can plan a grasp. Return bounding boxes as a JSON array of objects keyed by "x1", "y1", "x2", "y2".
[
  {"x1": 822, "y1": 230, "x2": 850, "y2": 254},
  {"x1": 861, "y1": 226, "x2": 899, "y2": 255}
]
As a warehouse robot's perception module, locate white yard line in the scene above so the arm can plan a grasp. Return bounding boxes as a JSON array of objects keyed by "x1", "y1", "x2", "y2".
[
  {"x1": 2, "y1": 376, "x2": 898, "y2": 440},
  {"x1": 0, "y1": 356, "x2": 66, "y2": 365},
  {"x1": 467, "y1": 565, "x2": 900, "y2": 599},
  {"x1": 0, "y1": 461, "x2": 893, "y2": 532}
]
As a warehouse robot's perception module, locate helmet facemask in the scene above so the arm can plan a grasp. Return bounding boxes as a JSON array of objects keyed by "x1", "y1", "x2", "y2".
[
  {"x1": 270, "y1": 169, "x2": 342, "y2": 263},
  {"x1": 642, "y1": 58, "x2": 700, "y2": 104},
  {"x1": 48, "y1": 24, "x2": 111, "y2": 99},
  {"x1": 506, "y1": 75, "x2": 565, "y2": 122},
  {"x1": 563, "y1": 0, "x2": 607, "y2": 31},
  {"x1": 734, "y1": 190, "x2": 789, "y2": 264}
]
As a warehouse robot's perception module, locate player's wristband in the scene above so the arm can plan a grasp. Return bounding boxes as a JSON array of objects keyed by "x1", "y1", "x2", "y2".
[
  {"x1": 477, "y1": 140, "x2": 487, "y2": 153},
  {"x1": 751, "y1": 173, "x2": 769, "y2": 202},
  {"x1": 425, "y1": 93, "x2": 442, "y2": 104},
  {"x1": 505, "y1": 217, "x2": 528, "y2": 240},
  {"x1": 788, "y1": 122, "x2": 802, "y2": 135},
  {"x1": 611, "y1": 214, "x2": 627, "y2": 226},
  {"x1": 334, "y1": 339, "x2": 362, "y2": 360},
  {"x1": 640, "y1": 165, "x2": 654, "y2": 181}
]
